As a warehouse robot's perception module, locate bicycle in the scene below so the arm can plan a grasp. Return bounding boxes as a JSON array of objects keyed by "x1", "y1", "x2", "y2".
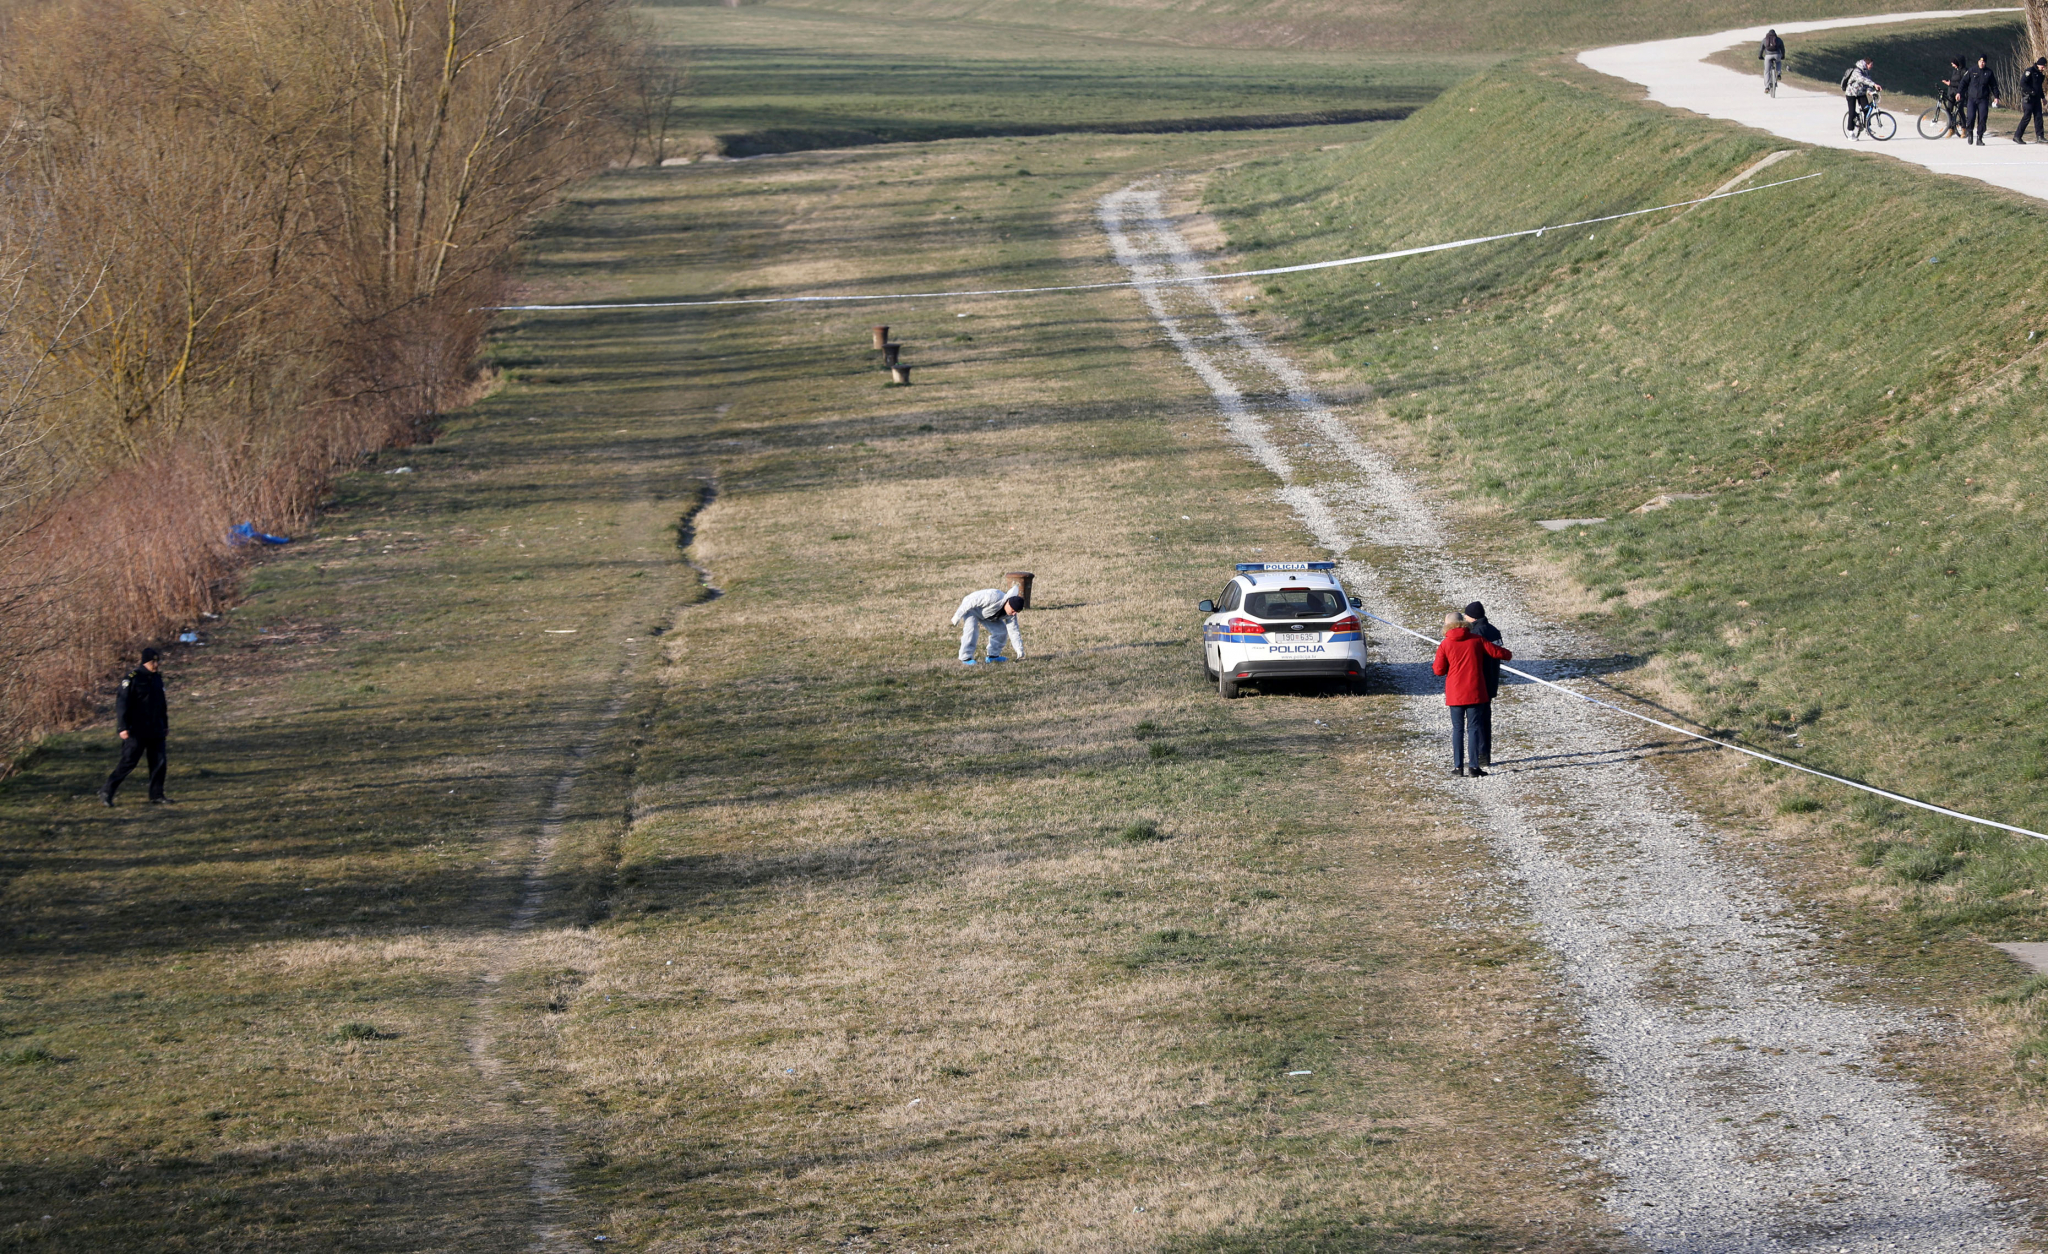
[
  {"x1": 1918, "y1": 89, "x2": 1961, "y2": 138},
  {"x1": 1844, "y1": 91, "x2": 1897, "y2": 140},
  {"x1": 1764, "y1": 54, "x2": 1783, "y2": 96}
]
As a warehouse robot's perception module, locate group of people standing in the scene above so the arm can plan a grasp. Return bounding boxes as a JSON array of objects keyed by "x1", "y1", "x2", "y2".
[
  {"x1": 1760, "y1": 26, "x2": 2047, "y2": 145},
  {"x1": 1928, "y1": 52, "x2": 2045, "y2": 145}
]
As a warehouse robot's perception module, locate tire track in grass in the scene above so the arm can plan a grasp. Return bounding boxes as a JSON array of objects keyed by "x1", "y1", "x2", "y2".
[
  {"x1": 460, "y1": 469, "x2": 688, "y2": 1251},
  {"x1": 1100, "y1": 181, "x2": 2022, "y2": 1253}
]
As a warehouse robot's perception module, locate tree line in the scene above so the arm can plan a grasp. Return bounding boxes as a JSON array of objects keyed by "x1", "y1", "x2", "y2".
[{"x1": 0, "y1": 0, "x2": 648, "y2": 760}]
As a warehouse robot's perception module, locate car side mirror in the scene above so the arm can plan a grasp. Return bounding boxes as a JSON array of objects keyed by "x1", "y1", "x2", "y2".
[
  {"x1": 1197, "y1": 599, "x2": 1215, "y2": 613},
  {"x1": 1349, "y1": 595, "x2": 1362, "y2": 608}
]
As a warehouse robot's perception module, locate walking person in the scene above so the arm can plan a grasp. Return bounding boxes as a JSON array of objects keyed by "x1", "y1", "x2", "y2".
[
  {"x1": 1759, "y1": 29, "x2": 1785, "y2": 96},
  {"x1": 951, "y1": 587, "x2": 1025, "y2": 665},
  {"x1": 1959, "y1": 53, "x2": 2000, "y2": 145},
  {"x1": 2015, "y1": 57, "x2": 2045, "y2": 143},
  {"x1": 99, "y1": 647, "x2": 171, "y2": 806},
  {"x1": 1461, "y1": 601, "x2": 1505, "y2": 768},
  {"x1": 1433, "y1": 611, "x2": 1511, "y2": 778}
]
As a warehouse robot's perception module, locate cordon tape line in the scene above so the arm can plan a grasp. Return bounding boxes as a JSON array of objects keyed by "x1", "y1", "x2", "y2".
[
  {"x1": 1360, "y1": 609, "x2": 2048, "y2": 843},
  {"x1": 493, "y1": 172, "x2": 1822, "y2": 312}
]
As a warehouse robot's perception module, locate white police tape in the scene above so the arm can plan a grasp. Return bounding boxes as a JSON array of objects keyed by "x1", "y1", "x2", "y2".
[
  {"x1": 494, "y1": 173, "x2": 1822, "y2": 312},
  {"x1": 1362, "y1": 609, "x2": 2048, "y2": 844}
]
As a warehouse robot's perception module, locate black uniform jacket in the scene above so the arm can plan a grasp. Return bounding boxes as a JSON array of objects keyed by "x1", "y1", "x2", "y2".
[
  {"x1": 115, "y1": 667, "x2": 168, "y2": 739},
  {"x1": 1961, "y1": 65, "x2": 2000, "y2": 104},
  {"x1": 2025, "y1": 66, "x2": 2045, "y2": 99},
  {"x1": 1467, "y1": 617, "x2": 1505, "y2": 700}
]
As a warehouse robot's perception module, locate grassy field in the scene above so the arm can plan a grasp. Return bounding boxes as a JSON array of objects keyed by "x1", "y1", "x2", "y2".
[
  {"x1": 445, "y1": 126, "x2": 1625, "y2": 1251},
  {"x1": 1205, "y1": 56, "x2": 2048, "y2": 1027},
  {"x1": 14, "y1": 0, "x2": 2048, "y2": 1246}
]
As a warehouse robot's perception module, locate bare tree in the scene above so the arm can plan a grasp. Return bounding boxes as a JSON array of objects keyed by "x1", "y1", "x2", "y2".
[{"x1": 0, "y1": 0, "x2": 637, "y2": 755}]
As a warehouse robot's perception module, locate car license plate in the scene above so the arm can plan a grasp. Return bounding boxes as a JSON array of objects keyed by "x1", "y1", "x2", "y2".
[{"x1": 1270, "y1": 632, "x2": 1320, "y2": 643}]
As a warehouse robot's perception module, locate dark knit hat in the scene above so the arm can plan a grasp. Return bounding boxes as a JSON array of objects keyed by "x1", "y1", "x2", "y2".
[
  {"x1": 1004, "y1": 595, "x2": 1024, "y2": 614},
  {"x1": 1462, "y1": 601, "x2": 1486, "y2": 620},
  {"x1": 141, "y1": 647, "x2": 160, "y2": 662}
]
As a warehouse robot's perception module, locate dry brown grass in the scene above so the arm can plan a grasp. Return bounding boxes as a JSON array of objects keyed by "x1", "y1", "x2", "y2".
[{"x1": 479, "y1": 129, "x2": 1623, "y2": 1251}]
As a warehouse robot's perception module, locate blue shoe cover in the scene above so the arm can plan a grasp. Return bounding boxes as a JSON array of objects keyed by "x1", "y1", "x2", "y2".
[
  {"x1": 961, "y1": 659, "x2": 977, "y2": 665},
  {"x1": 987, "y1": 655, "x2": 1007, "y2": 663}
]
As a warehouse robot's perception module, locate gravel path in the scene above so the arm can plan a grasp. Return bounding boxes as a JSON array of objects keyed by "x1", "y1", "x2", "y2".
[
  {"x1": 1579, "y1": 10, "x2": 2048, "y2": 205},
  {"x1": 1099, "y1": 183, "x2": 2025, "y2": 1253}
]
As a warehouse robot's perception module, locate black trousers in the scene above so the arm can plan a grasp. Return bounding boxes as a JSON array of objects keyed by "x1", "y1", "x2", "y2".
[
  {"x1": 2018, "y1": 96, "x2": 2045, "y2": 140},
  {"x1": 1449, "y1": 704, "x2": 1492, "y2": 771},
  {"x1": 1966, "y1": 99, "x2": 1991, "y2": 140},
  {"x1": 105, "y1": 735, "x2": 167, "y2": 800}
]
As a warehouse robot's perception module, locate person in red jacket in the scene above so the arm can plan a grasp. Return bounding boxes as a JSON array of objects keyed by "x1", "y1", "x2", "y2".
[{"x1": 1432, "y1": 611, "x2": 1512, "y2": 777}]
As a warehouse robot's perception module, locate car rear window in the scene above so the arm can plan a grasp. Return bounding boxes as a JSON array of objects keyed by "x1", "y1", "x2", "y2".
[{"x1": 1245, "y1": 589, "x2": 1345, "y2": 619}]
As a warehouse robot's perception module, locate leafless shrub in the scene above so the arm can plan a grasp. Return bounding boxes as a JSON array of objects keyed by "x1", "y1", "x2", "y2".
[{"x1": 0, "y1": 0, "x2": 637, "y2": 761}]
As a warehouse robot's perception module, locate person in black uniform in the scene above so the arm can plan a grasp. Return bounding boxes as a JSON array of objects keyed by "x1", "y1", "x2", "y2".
[
  {"x1": 100, "y1": 647, "x2": 171, "y2": 806},
  {"x1": 1461, "y1": 601, "x2": 1505, "y2": 769},
  {"x1": 2015, "y1": 57, "x2": 2046, "y2": 143},
  {"x1": 1959, "y1": 54, "x2": 2000, "y2": 146}
]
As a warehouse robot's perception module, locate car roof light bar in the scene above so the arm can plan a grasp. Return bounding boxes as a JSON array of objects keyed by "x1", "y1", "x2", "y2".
[{"x1": 1235, "y1": 561, "x2": 1337, "y2": 571}]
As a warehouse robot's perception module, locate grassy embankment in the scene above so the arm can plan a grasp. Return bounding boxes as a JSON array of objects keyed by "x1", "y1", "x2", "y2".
[
  {"x1": 1207, "y1": 57, "x2": 2048, "y2": 1046},
  {"x1": 650, "y1": 4, "x2": 1484, "y2": 157},
  {"x1": 735, "y1": 0, "x2": 1967, "y2": 55},
  {"x1": 0, "y1": 26, "x2": 1631, "y2": 1253}
]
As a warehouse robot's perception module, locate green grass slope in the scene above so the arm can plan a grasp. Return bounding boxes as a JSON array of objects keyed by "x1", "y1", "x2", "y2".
[
  {"x1": 1209, "y1": 59, "x2": 2048, "y2": 938},
  {"x1": 651, "y1": 6, "x2": 1478, "y2": 156},
  {"x1": 707, "y1": 0, "x2": 1971, "y2": 53}
]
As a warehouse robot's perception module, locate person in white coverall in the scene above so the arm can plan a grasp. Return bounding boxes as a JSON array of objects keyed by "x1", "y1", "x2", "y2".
[{"x1": 952, "y1": 590, "x2": 1025, "y2": 664}]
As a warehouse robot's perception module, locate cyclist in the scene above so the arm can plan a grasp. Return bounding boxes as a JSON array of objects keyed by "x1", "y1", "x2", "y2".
[
  {"x1": 1760, "y1": 29, "x2": 1785, "y2": 96},
  {"x1": 1842, "y1": 59, "x2": 1882, "y2": 137}
]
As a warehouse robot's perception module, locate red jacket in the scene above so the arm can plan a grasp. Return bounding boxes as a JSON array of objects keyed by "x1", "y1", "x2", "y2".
[{"x1": 1433, "y1": 627, "x2": 1512, "y2": 706}]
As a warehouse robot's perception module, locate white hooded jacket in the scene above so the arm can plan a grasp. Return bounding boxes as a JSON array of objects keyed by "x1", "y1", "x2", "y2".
[{"x1": 951, "y1": 587, "x2": 1015, "y2": 625}]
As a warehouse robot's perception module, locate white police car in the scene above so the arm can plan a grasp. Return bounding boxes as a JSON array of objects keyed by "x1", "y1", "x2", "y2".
[{"x1": 1198, "y1": 562, "x2": 1367, "y2": 699}]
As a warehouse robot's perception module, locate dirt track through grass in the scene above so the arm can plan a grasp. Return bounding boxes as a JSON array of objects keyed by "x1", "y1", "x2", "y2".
[
  {"x1": 1102, "y1": 179, "x2": 2023, "y2": 1253},
  {"x1": 498, "y1": 130, "x2": 1636, "y2": 1252}
]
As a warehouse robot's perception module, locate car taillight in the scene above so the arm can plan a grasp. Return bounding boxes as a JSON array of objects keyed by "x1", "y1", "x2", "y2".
[
  {"x1": 1329, "y1": 616, "x2": 1360, "y2": 632},
  {"x1": 1226, "y1": 617, "x2": 1265, "y2": 634}
]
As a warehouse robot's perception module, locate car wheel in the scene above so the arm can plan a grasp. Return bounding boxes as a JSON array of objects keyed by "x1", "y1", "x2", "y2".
[{"x1": 1219, "y1": 674, "x2": 1240, "y2": 699}]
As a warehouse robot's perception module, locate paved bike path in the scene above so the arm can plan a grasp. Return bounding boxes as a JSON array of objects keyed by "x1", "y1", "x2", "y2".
[{"x1": 1581, "y1": 9, "x2": 2048, "y2": 205}]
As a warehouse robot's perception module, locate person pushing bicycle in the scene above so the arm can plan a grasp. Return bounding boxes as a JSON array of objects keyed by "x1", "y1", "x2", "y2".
[{"x1": 1939, "y1": 56, "x2": 1967, "y2": 137}]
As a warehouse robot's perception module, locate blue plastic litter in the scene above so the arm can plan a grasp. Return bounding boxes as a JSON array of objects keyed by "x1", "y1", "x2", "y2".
[
  {"x1": 177, "y1": 632, "x2": 199, "y2": 643},
  {"x1": 228, "y1": 522, "x2": 292, "y2": 546}
]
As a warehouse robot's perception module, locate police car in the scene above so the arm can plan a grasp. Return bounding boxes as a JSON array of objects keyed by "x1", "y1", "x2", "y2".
[{"x1": 1198, "y1": 561, "x2": 1367, "y2": 699}]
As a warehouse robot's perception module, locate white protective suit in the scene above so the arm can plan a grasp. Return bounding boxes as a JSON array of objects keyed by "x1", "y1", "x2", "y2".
[{"x1": 951, "y1": 588, "x2": 1024, "y2": 662}]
